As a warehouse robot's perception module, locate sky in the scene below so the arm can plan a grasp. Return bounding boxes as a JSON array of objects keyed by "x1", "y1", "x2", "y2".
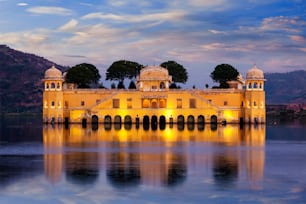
[{"x1": 0, "y1": 0, "x2": 306, "y2": 87}]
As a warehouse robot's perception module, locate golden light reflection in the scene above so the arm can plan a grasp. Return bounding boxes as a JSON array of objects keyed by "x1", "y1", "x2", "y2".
[{"x1": 43, "y1": 124, "x2": 265, "y2": 187}]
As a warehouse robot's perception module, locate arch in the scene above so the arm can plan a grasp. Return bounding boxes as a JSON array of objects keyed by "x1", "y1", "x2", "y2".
[
  {"x1": 104, "y1": 115, "x2": 112, "y2": 124},
  {"x1": 210, "y1": 115, "x2": 218, "y2": 124},
  {"x1": 253, "y1": 82, "x2": 258, "y2": 88},
  {"x1": 197, "y1": 115, "x2": 205, "y2": 125},
  {"x1": 159, "y1": 115, "x2": 166, "y2": 130},
  {"x1": 248, "y1": 82, "x2": 252, "y2": 89},
  {"x1": 259, "y1": 83, "x2": 263, "y2": 89},
  {"x1": 114, "y1": 115, "x2": 121, "y2": 124},
  {"x1": 151, "y1": 115, "x2": 158, "y2": 130},
  {"x1": 51, "y1": 82, "x2": 56, "y2": 89},
  {"x1": 187, "y1": 115, "x2": 195, "y2": 124},
  {"x1": 159, "y1": 99, "x2": 166, "y2": 108},
  {"x1": 143, "y1": 115, "x2": 150, "y2": 124},
  {"x1": 151, "y1": 99, "x2": 158, "y2": 108},
  {"x1": 46, "y1": 83, "x2": 49, "y2": 89},
  {"x1": 92, "y1": 115, "x2": 99, "y2": 124},
  {"x1": 142, "y1": 99, "x2": 150, "y2": 108},
  {"x1": 57, "y1": 82, "x2": 61, "y2": 89},
  {"x1": 159, "y1": 115, "x2": 166, "y2": 124},
  {"x1": 160, "y1": 82, "x2": 166, "y2": 90},
  {"x1": 124, "y1": 115, "x2": 132, "y2": 124},
  {"x1": 177, "y1": 115, "x2": 185, "y2": 124}
]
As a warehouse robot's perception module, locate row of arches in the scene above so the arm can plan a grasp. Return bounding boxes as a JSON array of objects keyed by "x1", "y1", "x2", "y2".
[
  {"x1": 247, "y1": 81, "x2": 263, "y2": 89},
  {"x1": 45, "y1": 82, "x2": 62, "y2": 90},
  {"x1": 90, "y1": 115, "x2": 218, "y2": 125}
]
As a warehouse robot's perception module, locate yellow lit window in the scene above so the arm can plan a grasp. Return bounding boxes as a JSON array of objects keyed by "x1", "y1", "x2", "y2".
[
  {"x1": 113, "y1": 99, "x2": 120, "y2": 108},
  {"x1": 189, "y1": 98, "x2": 196, "y2": 108},
  {"x1": 177, "y1": 99, "x2": 182, "y2": 108},
  {"x1": 142, "y1": 99, "x2": 150, "y2": 108},
  {"x1": 127, "y1": 98, "x2": 132, "y2": 109}
]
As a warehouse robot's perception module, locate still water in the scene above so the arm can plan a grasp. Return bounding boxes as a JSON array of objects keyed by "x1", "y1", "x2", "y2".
[{"x1": 0, "y1": 116, "x2": 306, "y2": 204}]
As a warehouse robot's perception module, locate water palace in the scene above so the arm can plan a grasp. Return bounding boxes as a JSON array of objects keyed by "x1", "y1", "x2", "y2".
[{"x1": 43, "y1": 65, "x2": 266, "y2": 125}]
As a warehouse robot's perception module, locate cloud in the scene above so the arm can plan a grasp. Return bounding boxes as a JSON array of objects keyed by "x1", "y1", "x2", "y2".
[
  {"x1": 27, "y1": 6, "x2": 73, "y2": 16},
  {"x1": 261, "y1": 16, "x2": 306, "y2": 33},
  {"x1": 290, "y1": 35, "x2": 306, "y2": 43},
  {"x1": 81, "y1": 10, "x2": 186, "y2": 23},
  {"x1": 17, "y1": 2, "x2": 28, "y2": 6},
  {"x1": 59, "y1": 19, "x2": 78, "y2": 31}
]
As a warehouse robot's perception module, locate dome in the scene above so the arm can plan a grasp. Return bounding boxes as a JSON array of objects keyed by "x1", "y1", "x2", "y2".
[
  {"x1": 44, "y1": 65, "x2": 63, "y2": 79},
  {"x1": 246, "y1": 65, "x2": 264, "y2": 79},
  {"x1": 138, "y1": 66, "x2": 171, "y2": 81}
]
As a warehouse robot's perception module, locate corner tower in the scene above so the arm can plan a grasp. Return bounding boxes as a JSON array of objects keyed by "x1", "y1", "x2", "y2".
[
  {"x1": 43, "y1": 65, "x2": 64, "y2": 123},
  {"x1": 244, "y1": 65, "x2": 266, "y2": 123}
]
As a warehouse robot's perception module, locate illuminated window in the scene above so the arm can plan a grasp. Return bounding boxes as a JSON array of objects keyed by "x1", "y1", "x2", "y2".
[
  {"x1": 189, "y1": 98, "x2": 196, "y2": 108},
  {"x1": 81, "y1": 101, "x2": 85, "y2": 106},
  {"x1": 224, "y1": 101, "x2": 228, "y2": 106},
  {"x1": 177, "y1": 99, "x2": 182, "y2": 108},
  {"x1": 151, "y1": 99, "x2": 158, "y2": 108},
  {"x1": 142, "y1": 99, "x2": 150, "y2": 108},
  {"x1": 159, "y1": 99, "x2": 167, "y2": 108},
  {"x1": 113, "y1": 99, "x2": 120, "y2": 108},
  {"x1": 127, "y1": 98, "x2": 132, "y2": 109}
]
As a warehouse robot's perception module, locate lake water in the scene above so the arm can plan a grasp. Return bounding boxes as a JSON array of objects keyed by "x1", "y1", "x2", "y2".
[{"x1": 0, "y1": 116, "x2": 306, "y2": 204}]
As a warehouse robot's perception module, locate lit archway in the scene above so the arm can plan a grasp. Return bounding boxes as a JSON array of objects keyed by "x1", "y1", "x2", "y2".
[
  {"x1": 177, "y1": 115, "x2": 185, "y2": 124},
  {"x1": 211, "y1": 115, "x2": 218, "y2": 124},
  {"x1": 151, "y1": 99, "x2": 158, "y2": 108},
  {"x1": 92, "y1": 115, "x2": 99, "y2": 124},
  {"x1": 104, "y1": 115, "x2": 112, "y2": 124},
  {"x1": 187, "y1": 115, "x2": 195, "y2": 124},
  {"x1": 124, "y1": 115, "x2": 132, "y2": 124},
  {"x1": 198, "y1": 115, "x2": 205, "y2": 125},
  {"x1": 114, "y1": 115, "x2": 121, "y2": 124}
]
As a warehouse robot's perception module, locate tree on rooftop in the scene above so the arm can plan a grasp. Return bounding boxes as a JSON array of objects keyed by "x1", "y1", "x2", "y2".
[
  {"x1": 106, "y1": 60, "x2": 143, "y2": 83},
  {"x1": 65, "y1": 63, "x2": 101, "y2": 88},
  {"x1": 210, "y1": 64, "x2": 239, "y2": 88},
  {"x1": 160, "y1": 61, "x2": 188, "y2": 85}
]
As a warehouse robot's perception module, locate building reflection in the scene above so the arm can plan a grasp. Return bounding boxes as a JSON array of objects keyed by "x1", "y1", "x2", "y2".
[{"x1": 43, "y1": 124, "x2": 265, "y2": 188}]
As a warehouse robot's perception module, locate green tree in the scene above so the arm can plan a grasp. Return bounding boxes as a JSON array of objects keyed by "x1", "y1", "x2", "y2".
[
  {"x1": 106, "y1": 60, "x2": 143, "y2": 83},
  {"x1": 160, "y1": 61, "x2": 188, "y2": 84},
  {"x1": 210, "y1": 64, "x2": 239, "y2": 88},
  {"x1": 65, "y1": 63, "x2": 101, "y2": 88},
  {"x1": 128, "y1": 80, "x2": 136, "y2": 89}
]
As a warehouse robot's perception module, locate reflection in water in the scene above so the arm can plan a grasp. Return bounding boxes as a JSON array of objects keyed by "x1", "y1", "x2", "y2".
[{"x1": 43, "y1": 124, "x2": 265, "y2": 188}]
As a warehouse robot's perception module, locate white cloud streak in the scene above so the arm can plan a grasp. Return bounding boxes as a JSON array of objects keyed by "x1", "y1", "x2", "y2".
[{"x1": 27, "y1": 6, "x2": 73, "y2": 16}]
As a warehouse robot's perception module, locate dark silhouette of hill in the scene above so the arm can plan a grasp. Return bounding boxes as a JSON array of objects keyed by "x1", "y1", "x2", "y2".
[
  {"x1": 0, "y1": 45, "x2": 66, "y2": 113},
  {"x1": 265, "y1": 70, "x2": 306, "y2": 104}
]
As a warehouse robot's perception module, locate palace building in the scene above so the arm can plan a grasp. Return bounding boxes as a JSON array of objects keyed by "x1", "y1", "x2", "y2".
[{"x1": 43, "y1": 65, "x2": 266, "y2": 124}]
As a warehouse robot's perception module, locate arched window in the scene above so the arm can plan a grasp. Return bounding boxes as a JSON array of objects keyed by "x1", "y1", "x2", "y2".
[
  {"x1": 254, "y1": 101, "x2": 257, "y2": 106},
  {"x1": 254, "y1": 82, "x2": 258, "y2": 88},
  {"x1": 51, "y1": 83, "x2": 56, "y2": 89},
  {"x1": 57, "y1": 82, "x2": 61, "y2": 89},
  {"x1": 259, "y1": 83, "x2": 262, "y2": 89},
  {"x1": 248, "y1": 83, "x2": 252, "y2": 89},
  {"x1": 160, "y1": 82, "x2": 166, "y2": 90},
  {"x1": 46, "y1": 83, "x2": 49, "y2": 89}
]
